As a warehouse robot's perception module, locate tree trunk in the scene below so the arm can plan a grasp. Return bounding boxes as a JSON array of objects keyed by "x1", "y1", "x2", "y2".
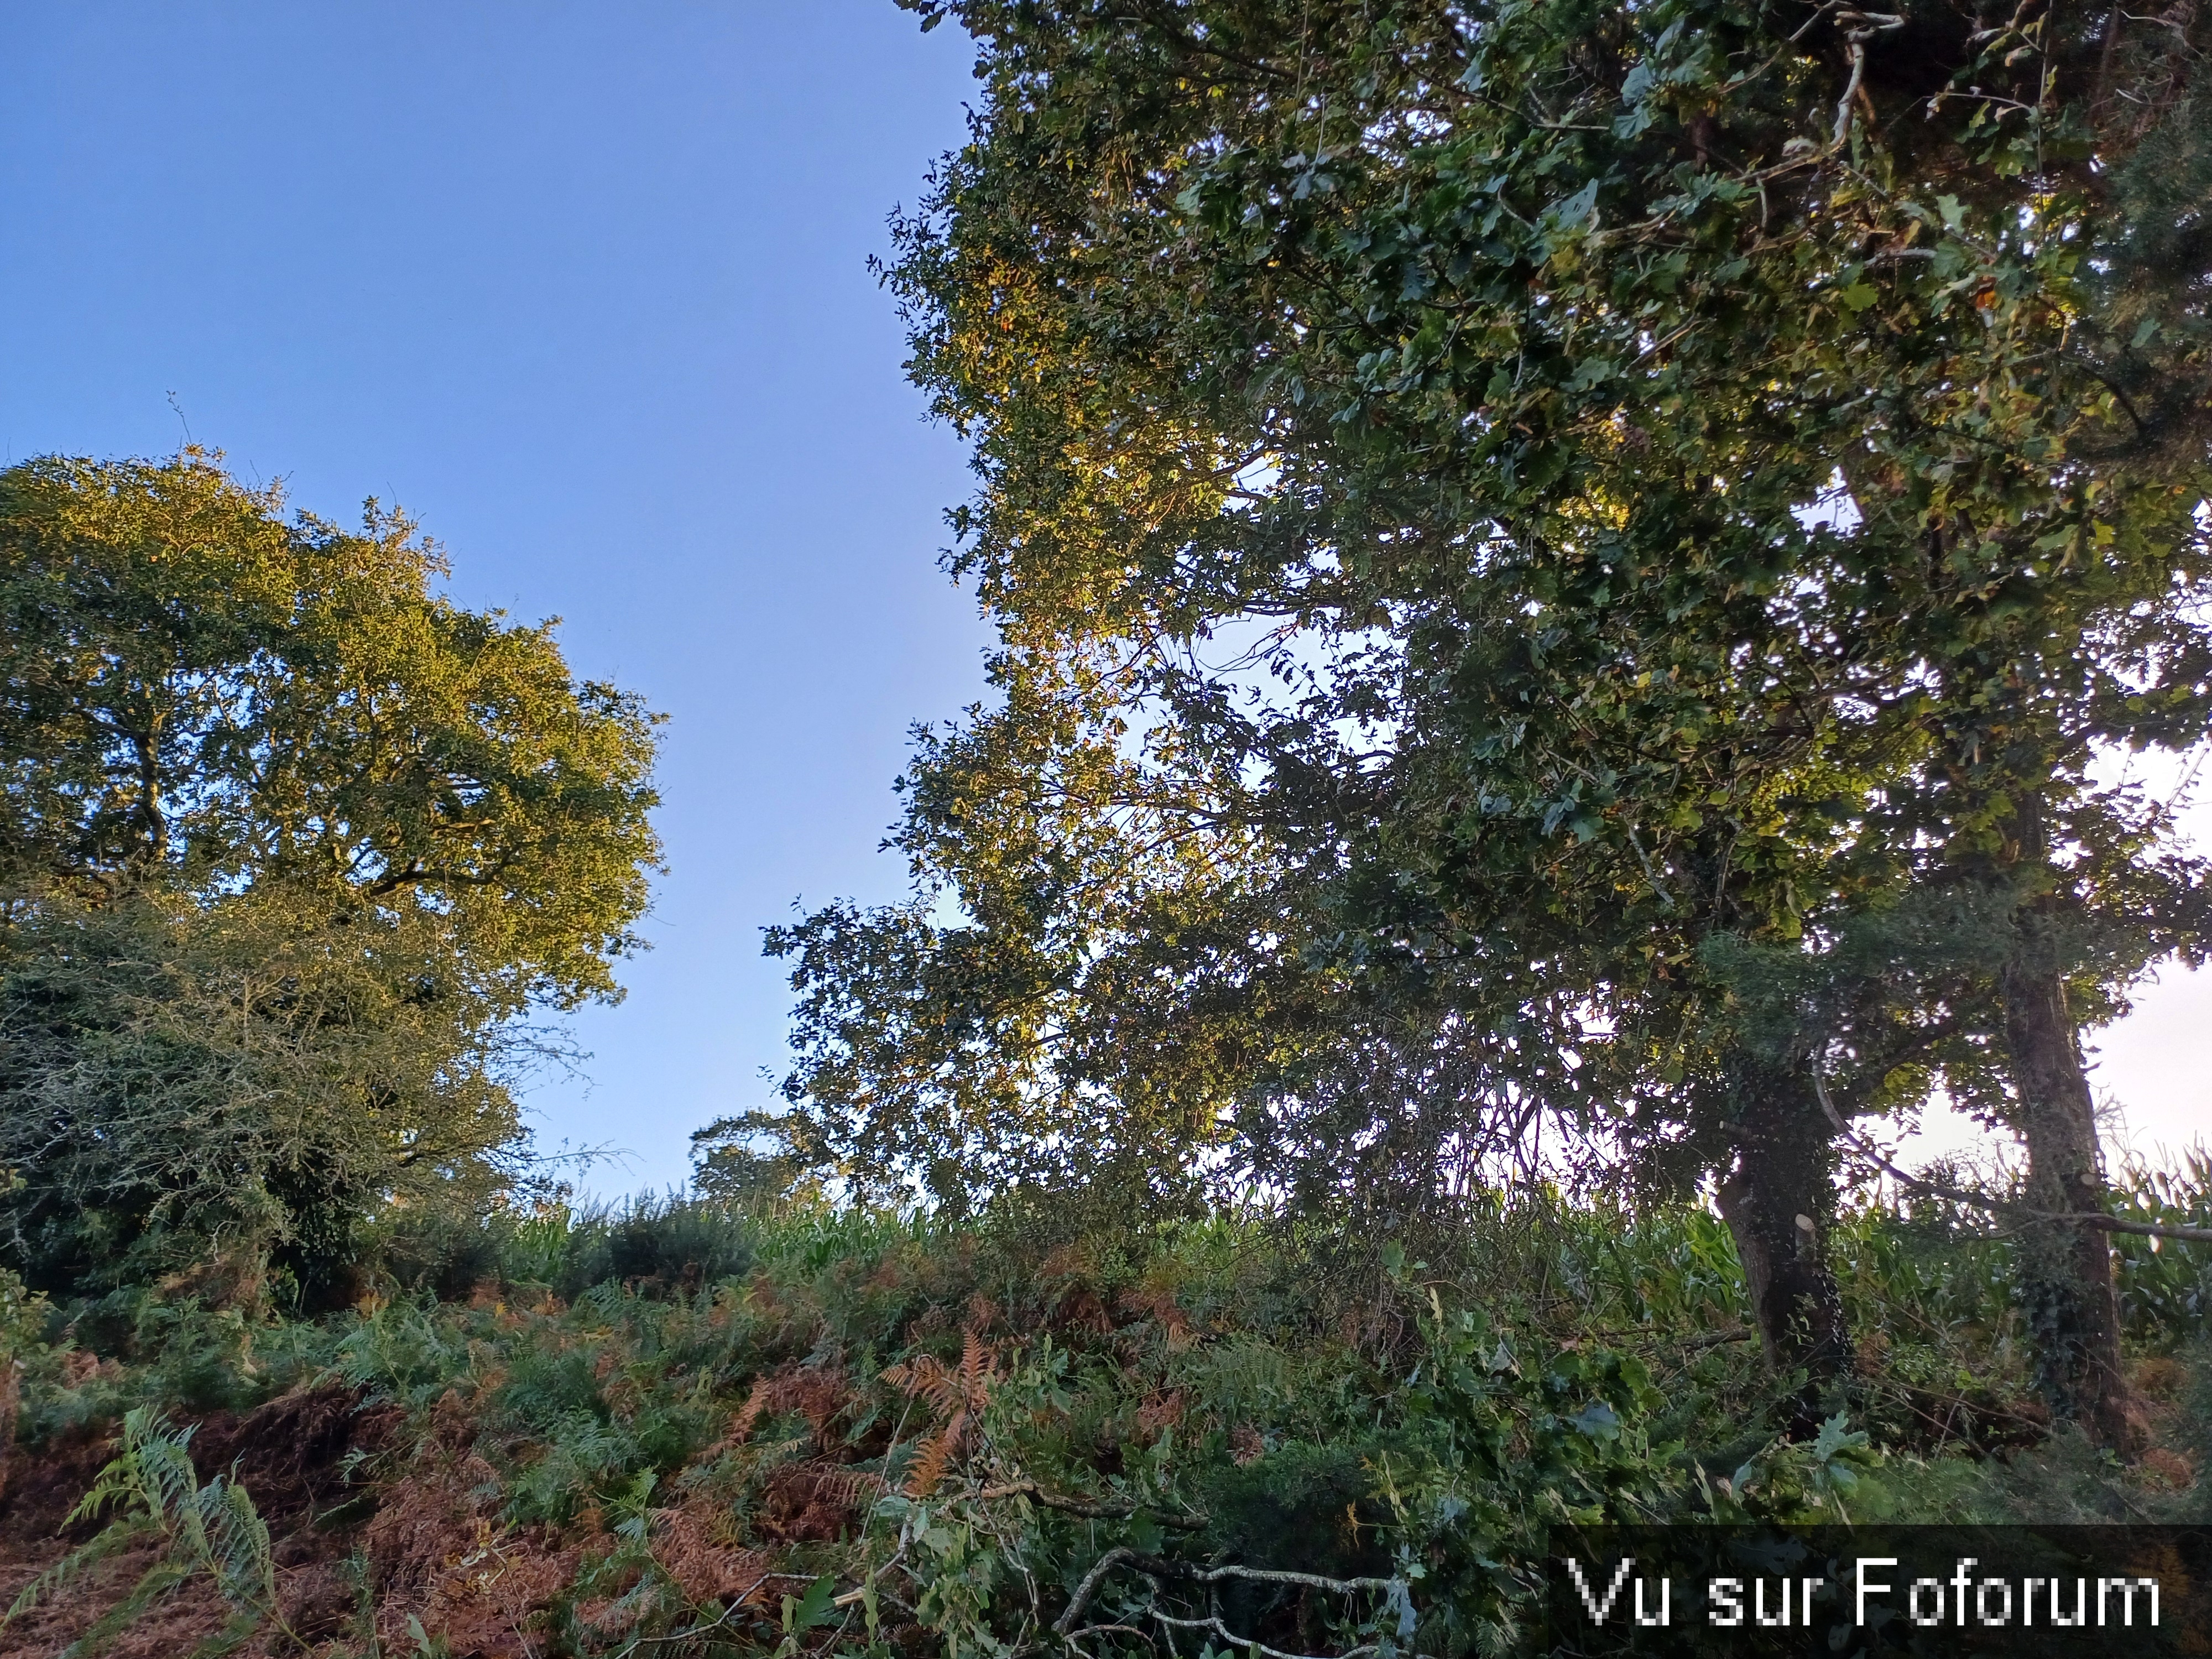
[
  {"x1": 1999, "y1": 950, "x2": 2138, "y2": 1449},
  {"x1": 1715, "y1": 1068, "x2": 1851, "y2": 1405},
  {"x1": 1997, "y1": 794, "x2": 2138, "y2": 1451}
]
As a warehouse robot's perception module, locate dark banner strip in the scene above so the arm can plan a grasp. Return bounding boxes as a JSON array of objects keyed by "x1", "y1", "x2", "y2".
[{"x1": 1541, "y1": 1527, "x2": 2212, "y2": 1656}]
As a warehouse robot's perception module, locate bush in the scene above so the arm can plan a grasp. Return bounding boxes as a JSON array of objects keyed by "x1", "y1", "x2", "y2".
[
  {"x1": 341, "y1": 1191, "x2": 764, "y2": 1306},
  {"x1": 540, "y1": 1193, "x2": 758, "y2": 1301},
  {"x1": 358, "y1": 1205, "x2": 509, "y2": 1305}
]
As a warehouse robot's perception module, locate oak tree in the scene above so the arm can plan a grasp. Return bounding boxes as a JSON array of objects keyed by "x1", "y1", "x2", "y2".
[
  {"x1": 0, "y1": 454, "x2": 662, "y2": 1301},
  {"x1": 779, "y1": 0, "x2": 2212, "y2": 1436}
]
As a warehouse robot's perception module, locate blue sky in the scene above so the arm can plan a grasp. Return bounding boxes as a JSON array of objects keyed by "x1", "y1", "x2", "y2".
[
  {"x1": 0, "y1": 2, "x2": 988, "y2": 1190},
  {"x1": 3, "y1": 2, "x2": 2200, "y2": 1193}
]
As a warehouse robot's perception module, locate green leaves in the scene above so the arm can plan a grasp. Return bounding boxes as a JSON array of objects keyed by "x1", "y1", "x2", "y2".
[
  {"x1": 0, "y1": 455, "x2": 663, "y2": 1298},
  {"x1": 776, "y1": 1573, "x2": 839, "y2": 1652},
  {"x1": 0, "y1": 453, "x2": 662, "y2": 1005},
  {"x1": 818, "y1": 0, "x2": 2212, "y2": 1370}
]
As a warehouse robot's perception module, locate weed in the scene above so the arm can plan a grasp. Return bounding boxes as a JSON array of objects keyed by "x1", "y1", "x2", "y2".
[{"x1": 3, "y1": 1185, "x2": 2203, "y2": 1656}]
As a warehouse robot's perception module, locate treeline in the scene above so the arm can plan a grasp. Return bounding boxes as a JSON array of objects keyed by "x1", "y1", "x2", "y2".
[
  {"x1": 734, "y1": 0, "x2": 2212, "y2": 1452},
  {"x1": 6, "y1": 0, "x2": 2211, "y2": 1467}
]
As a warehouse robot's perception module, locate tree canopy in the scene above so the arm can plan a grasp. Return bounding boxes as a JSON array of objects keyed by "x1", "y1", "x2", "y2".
[
  {"x1": 775, "y1": 0, "x2": 2212, "y2": 1440},
  {"x1": 0, "y1": 454, "x2": 662, "y2": 1301}
]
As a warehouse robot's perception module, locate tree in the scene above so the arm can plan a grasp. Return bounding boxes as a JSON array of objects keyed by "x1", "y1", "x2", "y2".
[
  {"x1": 785, "y1": 0, "x2": 2212, "y2": 1435},
  {"x1": 0, "y1": 886, "x2": 533, "y2": 1302},
  {"x1": 0, "y1": 454, "x2": 662, "y2": 1300},
  {"x1": 767, "y1": 669, "x2": 1321, "y2": 1215}
]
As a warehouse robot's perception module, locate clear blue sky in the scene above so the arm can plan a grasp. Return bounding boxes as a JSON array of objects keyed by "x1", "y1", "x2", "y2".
[{"x1": 0, "y1": 2, "x2": 988, "y2": 1191}]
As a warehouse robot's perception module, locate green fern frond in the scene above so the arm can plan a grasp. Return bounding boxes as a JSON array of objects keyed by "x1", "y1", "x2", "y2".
[
  {"x1": 200, "y1": 1479, "x2": 278, "y2": 1608},
  {"x1": 3, "y1": 1406, "x2": 299, "y2": 1657}
]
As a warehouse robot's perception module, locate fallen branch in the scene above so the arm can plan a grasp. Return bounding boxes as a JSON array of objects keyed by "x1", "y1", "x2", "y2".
[
  {"x1": 1055, "y1": 1548, "x2": 1410, "y2": 1646},
  {"x1": 1055, "y1": 1547, "x2": 1138, "y2": 1636},
  {"x1": 1131, "y1": 1558, "x2": 1408, "y2": 1596},
  {"x1": 1151, "y1": 1608, "x2": 1379, "y2": 1659},
  {"x1": 970, "y1": 1480, "x2": 1207, "y2": 1529}
]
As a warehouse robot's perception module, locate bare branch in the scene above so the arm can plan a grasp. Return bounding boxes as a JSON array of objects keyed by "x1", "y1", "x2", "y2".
[{"x1": 1811, "y1": 1058, "x2": 2212, "y2": 1244}]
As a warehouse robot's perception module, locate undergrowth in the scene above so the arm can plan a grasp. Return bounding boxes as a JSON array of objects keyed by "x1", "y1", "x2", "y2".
[{"x1": 0, "y1": 1170, "x2": 2204, "y2": 1657}]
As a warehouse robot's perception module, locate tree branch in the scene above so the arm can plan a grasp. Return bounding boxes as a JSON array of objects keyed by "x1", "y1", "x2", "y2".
[
  {"x1": 1055, "y1": 1547, "x2": 1137, "y2": 1636},
  {"x1": 969, "y1": 1480, "x2": 1206, "y2": 1529},
  {"x1": 1810, "y1": 1058, "x2": 2212, "y2": 1244}
]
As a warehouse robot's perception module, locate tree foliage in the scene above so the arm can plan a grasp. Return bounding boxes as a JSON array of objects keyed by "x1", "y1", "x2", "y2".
[
  {"x1": 0, "y1": 454, "x2": 662, "y2": 1300},
  {"x1": 778, "y1": 0, "x2": 2212, "y2": 1433}
]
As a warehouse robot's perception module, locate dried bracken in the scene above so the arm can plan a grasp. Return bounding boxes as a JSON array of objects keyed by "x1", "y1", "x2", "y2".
[{"x1": 881, "y1": 1329, "x2": 999, "y2": 1497}]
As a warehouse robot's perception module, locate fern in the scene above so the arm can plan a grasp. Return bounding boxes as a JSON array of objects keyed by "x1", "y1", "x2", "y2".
[
  {"x1": 884, "y1": 1329, "x2": 1000, "y2": 1495},
  {"x1": 903, "y1": 1427, "x2": 957, "y2": 1498},
  {"x1": 726, "y1": 1376, "x2": 770, "y2": 1446},
  {"x1": 1, "y1": 1407, "x2": 300, "y2": 1657}
]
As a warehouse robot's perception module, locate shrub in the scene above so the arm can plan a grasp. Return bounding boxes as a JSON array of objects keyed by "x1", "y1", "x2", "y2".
[{"x1": 547, "y1": 1193, "x2": 758, "y2": 1301}]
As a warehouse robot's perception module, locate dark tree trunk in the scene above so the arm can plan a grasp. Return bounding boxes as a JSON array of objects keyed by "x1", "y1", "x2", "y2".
[
  {"x1": 1999, "y1": 951, "x2": 2137, "y2": 1449},
  {"x1": 1715, "y1": 1068, "x2": 1851, "y2": 1403},
  {"x1": 1998, "y1": 797, "x2": 2138, "y2": 1450}
]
